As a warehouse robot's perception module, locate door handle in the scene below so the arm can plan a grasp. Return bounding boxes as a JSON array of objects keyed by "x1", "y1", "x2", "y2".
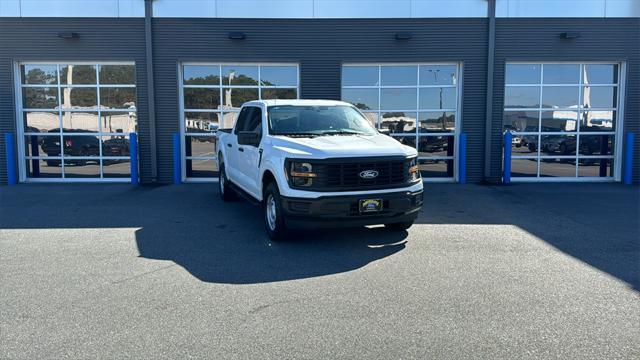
[
  {"x1": 238, "y1": 147, "x2": 244, "y2": 152},
  {"x1": 227, "y1": 143, "x2": 232, "y2": 148}
]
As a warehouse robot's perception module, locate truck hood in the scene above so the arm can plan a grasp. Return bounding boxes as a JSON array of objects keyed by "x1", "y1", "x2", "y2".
[{"x1": 270, "y1": 133, "x2": 417, "y2": 158}]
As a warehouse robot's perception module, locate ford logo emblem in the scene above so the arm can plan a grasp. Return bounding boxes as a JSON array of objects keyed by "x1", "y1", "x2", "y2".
[{"x1": 359, "y1": 170, "x2": 379, "y2": 179}]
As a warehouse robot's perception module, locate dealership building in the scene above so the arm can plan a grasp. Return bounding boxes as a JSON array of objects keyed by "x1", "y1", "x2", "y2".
[{"x1": 0, "y1": 0, "x2": 638, "y2": 184}]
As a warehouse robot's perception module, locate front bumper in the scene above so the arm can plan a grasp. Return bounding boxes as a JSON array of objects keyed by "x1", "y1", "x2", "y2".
[{"x1": 281, "y1": 190, "x2": 423, "y2": 229}]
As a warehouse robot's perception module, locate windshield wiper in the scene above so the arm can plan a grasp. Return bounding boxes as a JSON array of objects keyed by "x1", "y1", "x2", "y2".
[
  {"x1": 274, "y1": 132, "x2": 320, "y2": 137},
  {"x1": 319, "y1": 130, "x2": 368, "y2": 136}
]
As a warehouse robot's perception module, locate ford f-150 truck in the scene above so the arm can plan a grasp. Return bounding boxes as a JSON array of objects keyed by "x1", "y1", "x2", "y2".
[{"x1": 216, "y1": 99, "x2": 423, "y2": 240}]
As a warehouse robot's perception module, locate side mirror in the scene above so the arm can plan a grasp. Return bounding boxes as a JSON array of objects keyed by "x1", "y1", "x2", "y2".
[{"x1": 237, "y1": 131, "x2": 261, "y2": 147}]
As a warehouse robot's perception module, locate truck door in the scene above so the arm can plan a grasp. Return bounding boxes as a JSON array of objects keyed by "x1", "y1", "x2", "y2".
[
  {"x1": 236, "y1": 106, "x2": 263, "y2": 198},
  {"x1": 226, "y1": 107, "x2": 250, "y2": 182}
]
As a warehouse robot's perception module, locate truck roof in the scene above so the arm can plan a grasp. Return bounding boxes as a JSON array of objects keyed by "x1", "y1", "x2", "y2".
[{"x1": 243, "y1": 99, "x2": 354, "y2": 107}]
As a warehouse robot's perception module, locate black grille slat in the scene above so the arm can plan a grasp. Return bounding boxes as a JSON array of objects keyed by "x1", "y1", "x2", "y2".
[{"x1": 309, "y1": 157, "x2": 413, "y2": 192}]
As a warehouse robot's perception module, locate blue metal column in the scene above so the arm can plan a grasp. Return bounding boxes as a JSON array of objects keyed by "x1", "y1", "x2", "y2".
[
  {"x1": 503, "y1": 132, "x2": 512, "y2": 184},
  {"x1": 4, "y1": 133, "x2": 17, "y2": 185},
  {"x1": 623, "y1": 132, "x2": 635, "y2": 185},
  {"x1": 129, "y1": 132, "x2": 138, "y2": 185},
  {"x1": 459, "y1": 133, "x2": 467, "y2": 184},
  {"x1": 173, "y1": 133, "x2": 181, "y2": 184}
]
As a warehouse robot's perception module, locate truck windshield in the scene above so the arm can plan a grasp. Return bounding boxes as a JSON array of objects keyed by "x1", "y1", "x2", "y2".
[{"x1": 267, "y1": 105, "x2": 377, "y2": 136}]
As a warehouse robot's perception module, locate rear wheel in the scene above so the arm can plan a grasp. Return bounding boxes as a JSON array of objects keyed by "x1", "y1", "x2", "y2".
[
  {"x1": 264, "y1": 182, "x2": 289, "y2": 241},
  {"x1": 384, "y1": 221, "x2": 414, "y2": 231},
  {"x1": 218, "y1": 162, "x2": 236, "y2": 202}
]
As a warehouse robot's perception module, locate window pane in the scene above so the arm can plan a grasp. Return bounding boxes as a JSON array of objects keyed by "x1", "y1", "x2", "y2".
[
  {"x1": 22, "y1": 64, "x2": 58, "y2": 85},
  {"x1": 103, "y1": 160, "x2": 131, "y2": 178},
  {"x1": 260, "y1": 66, "x2": 297, "y2": 86},
  {"x1": 540, "y1": 135, "x2": 576, "y2": 156},
  {"x1": 583, "y1": 64, "x2": 618, "y2": 85},
  {"x1": 99, "y1": 65, "x2": 135, "y2": 85},
  {"x1": 23, "y1": 87, "x2": 58, "y2": 109},
  {"x1": 261, "y1": 88, "x2": 297, "y2": 100},
  {"x1": 504, "y1": 86, "x2": 539, "y2": 108},
  {"x1": 342, "y1": 66, "x2": 378, "y2": 86},
  {"x1": 39, "y1": 135, "x2": 62, "y2": 157},
  {"x1": 102, "y1": 135, "x2": 130, "y2": 157},
  {"x1": 342, "y1": 88, "x2": 378, "y2": 110},
  {"x1": 541, "y1": 110, "x2": 577, "y2": 132},
  {"x1": 418, "y1": 112, "x2": 455, "y2": 133},
  {"x1": 419, "y1": 65, "x2": 457, "y2": 85},
  {"x1": 580, "y1": 111, "x2": 614, "y2": 132},
  {"x1": 419, "y1": 87, "x2": 456, "y2": 109},
  {"x1": 23, "y1": 135, "x2": 47, "y2": 157},
  {"x1": 380, "y1": 112, "x2": 416, "y2": 134},
  {"x1": 185, "y1": 136, "x2": 216, "y2": 157},
  {"x1": 520, "y1": 134, "x2": 539, "y2": 153},
  {"x1": 391, "y1": 135, "x2": 416, "y2": 150},
  {"x1": 582, "y1": 86, "x2": 617, "y2": 108},
  {"x1": 543, "y1": 64, "x2": 580, "y2": 84},
  {"x1": 418, "y1": 136, "x2": 454, "y2": 157},
  {"x1": 578, "y1": 158, "x2": 613, "y2": 177},
  {"x1": 380, "y1": 88, "x2": 416, "y2": 110},
  {"x1": 27, "y1": 159, "x2": 62, "y2": 178},
  {"x1": 511, "y1": 158, "x2": 538, "y2": 177},
  {"x1": 222, "y1": 112, "x2": 237, "y2": 128},
  {"x1": 61, "y1": 87, "x2": 97, "y2": 109},
  {"x1": 100, "y1": 112, "x2": 137, "y2": 134},
  {"x1": 184, "y1": 88, "x2": 220, "y2": 110},
  {"x1": 510, "y1": 135, "x2": 533, "y2": 155},
  {"x1": 62, "y1": 111, "x2": 99, "y2": 132},
  {"x1": 64, "y1": 161, "x2": 101, "y2": 178},
  {"x1": 222, "y1": 66, "x2": 258, "y2": 85},
  {"x1": 380, "y1": 66, "x2": 417, "y2": 86},
  {"x1": 185, "y1": 112, "x2": 220, "y2": 133},
  {"x1": 62, "y1": 135, "x2": 100, "y2": 157},
  {"x1": 418, "y1": 159, "x2": 454, "y2": 178},
  {"x1": 579, "y1": 135, "x2": 614, "y2": 156},
  {"x1": 60, "y1": 65, "x2": 96, "y2": 85},
  {"x1": 185, "y1": 159, "x2": 218, "y2": 178},
  {"x1": 222, "y1": 88, "x2": 258, "y2": 108},
  {"x1": 541, "y1": 86, "x2": 578, "y2": 108},
  {"x1": 505, "y1": 64, "x2": 540, "y2": 84},
  {"x1": 503, "y1": 110, "x2": 538, "y2": 132},
  {"x1": 183, "y1": 65, "x2": 220, "y2": 85},
  {"x1": 24, "y1": 111, "x2": 59, "y2": 133},
  {"x1": 100, "y1": 88, "x2": 136, "y2": 109},
  {"x1": 540, "y1": 158, "x2": 576, "y2": 177}
]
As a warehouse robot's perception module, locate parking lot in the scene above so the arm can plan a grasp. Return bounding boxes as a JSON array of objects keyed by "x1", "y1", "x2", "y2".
[{"x1": 1, "y1": 183, "x2": 639, "y2": 359}]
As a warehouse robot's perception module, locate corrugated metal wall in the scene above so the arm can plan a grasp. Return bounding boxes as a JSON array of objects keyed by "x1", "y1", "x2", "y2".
[{"x1": 492, "y1": 18, "x2": 640, "y2": 183}]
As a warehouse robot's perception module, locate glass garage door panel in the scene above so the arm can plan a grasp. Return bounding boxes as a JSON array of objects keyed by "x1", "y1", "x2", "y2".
[
  {"x1": 180, "y1": 63, "x2": 299, "y2": 181},
  {"x1": 504, "y1": 62, "x2": 621, "y2": 181},
  {"x1": 18, "y1": 63, "x2": 137, "y2": 182},
  {"x1": 342, "y1": 63, "x2": 460, "y2": 180}
]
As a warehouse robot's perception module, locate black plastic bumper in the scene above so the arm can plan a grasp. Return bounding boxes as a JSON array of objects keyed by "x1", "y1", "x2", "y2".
[{"x1": 281, "y1": 190, "x2": 423, "y2": 229}]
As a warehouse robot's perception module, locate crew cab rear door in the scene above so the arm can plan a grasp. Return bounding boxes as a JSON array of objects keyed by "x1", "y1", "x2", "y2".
[{"x1": 234, "y1": 105, "x2": 263, "y2": 198}]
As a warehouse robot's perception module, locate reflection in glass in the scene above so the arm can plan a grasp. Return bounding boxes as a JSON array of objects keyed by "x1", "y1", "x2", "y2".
[
  {"x1": 419, "y1": 112, "x2": 455, "y2": 132},
  {"x1": 418, "y1": 159, "x2": 453, "y2": 178},
  {"x1": 503, "y1": 110, "x2": 538, "y2": 132},
  {"x1": 540, "y1": 135, "x2": 576, "y2": 156},
  {"x1": 61, "y1": 87, "x2": 97, "y2": 108},
  {"x1": 582, "y1": 86, "x2": 616, "y2": 109},
  {"x1": 511, "y1": 158, "x2": 538, "y2": 177},
  {"x1": 222, "y1": 112, "x2": 237, "y2": 129},
  {"x1": 419, "y1": 65, "x2": 457, "y2": 85},
  {"x1": 21, "y1": 64, "x2": 57, "y2": 85},
  {"x1": 578, "y1": 158, "x2": 613, "y2": 177},
  {"x1": 60, "y1": 65, "x2": 96, "y2": 85},
  {"x1": 543, "y1": 64, "x2": 580, "y2": 84},
  {"x1": 539, "y1": 158, "x2": 576, "y2": 177},
  {"x1": 541, "y1": 86, "x2": 578, "y2": 109},
  {"x1": 27, "y1": 159, "x2": 62, "y2": 178},
  {"x1": 361, "y1": 112, "x2": 378, "y2": 128},
  {"x1": 380, "y1": 112, "x2": 416, "y2": 134},
  {"x1": 380, "y1": 66, "x2": 417, "y2": 86},
  {"x1": 185, "y1": 112, "x2": 220, "y2": 133},
  {"x1": 23, "y1": 111, "x2": 59, "y2": 132},
  {"x1": 102, "y1": 135, "x2": 130, "y2": 157},
  {"x1": 391, "y1": 136, "x2": 416, "y2": 149},
  {"x1": 184, "y1": 88, "x2": 220, "y2": 109},
  {"x1": 380, "y1": 88, "x2": 416, "y2": 110},
  {"x1": 579, "y1": 135, "x2": 613, "y2": 156},
  {"x1": 183, "y1": 65, "x2": 220, "y2": 85},
  {"x1": 222, "y1": 88, "x2": 258, "y2": 108},
  {"x1": 504, "y1": 86, "x2": 539, "y2": 108},
  {"x1": 38, "y1": 135, "x2": 63, "y2": 157},
  {"x1": 505, "y1": 64, "x2": 540, "y2": 84},
  {"x1": 99, "y1": 65, "x2": 136, "y2": 85},
  {"x1": 62, "y1": 111, "x2": 99, "y2": 131},
  {"x1": 22, "y1": 87, "x2": 58, "y2": 109},
  {"x1": 63, "y1": 162, "x2": 101, "y2": 178},
  {"x1": 222, "y1": 66, "x2": 258, "y2": 85},
  {"x1": 583, "y1": 64, "x2": 618, "y2": 85},
  {"x1": 418, "y1": 136, "x2": 453, "y2": 157},
  {"x1": 186, "y1": 159, "x2": 219, "y2": 178},
  {"x1": 342, "y1": 66, "x2": 378, "y2": 86},
  {"x1": 100, "y1": 88, "x2": 136, "y2": 109},
  {"x1": 260, "y1": 66, "x2": 297, "y2": 86},
  {"x1": 23, "y1": 135, "x2": 49, "y2": 157},
  {"x1": 185, "y1": 136, "x2": 217, "y2": 158},
  {"x1": 419, "y1": 87, "x2": 456, "y2": 109},
  {"x1": 510, "y1": 135, "x2": 534, "y2": 155},
  {"x1": 541, "y1": 111, "x2": 577, "y2": 132},
  {"x1": 103, "y1": 160, "x2": 131, "y2": 178},
  {"x1": 580, "y1": 111, "x2": 614, "y2": 131},
  {"x1": 261, "y1": 88, "x2": 297, "y2": 100},
  {"x1": 342, "y1": 88, "x2": 378, "y2": 110},
  {"x1": 62, "y1": 135, "x2": 100, "y2": 157},
  {"x1": 101, "y1": 112, "x2": 137, "y2": 134}
]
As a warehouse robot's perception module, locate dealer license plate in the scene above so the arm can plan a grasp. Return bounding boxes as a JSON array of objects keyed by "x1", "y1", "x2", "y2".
[{"x1": 359, "y1": 199, "x2": 382, "y2": 213}]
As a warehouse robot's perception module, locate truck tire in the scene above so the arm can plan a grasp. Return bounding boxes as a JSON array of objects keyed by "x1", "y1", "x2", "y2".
[
  {"x1": 384, "y1": 221, "x2": 414, "y2": 231},
  {"x1": 218, "y1": 163, "x2": 236, "y2": 202},
  {"x1": 263, "y1": 182, "x2": 289, "y2": 241}
]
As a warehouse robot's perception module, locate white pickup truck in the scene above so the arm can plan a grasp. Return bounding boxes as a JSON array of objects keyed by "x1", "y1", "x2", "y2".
[{"x1": 216, "y1": 99, "x2": 423, "y2": 240}]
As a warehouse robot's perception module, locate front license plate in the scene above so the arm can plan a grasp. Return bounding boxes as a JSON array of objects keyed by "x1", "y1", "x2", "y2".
[{"x1": 359, "y1": 199, "x2": 382, "y2": 213}]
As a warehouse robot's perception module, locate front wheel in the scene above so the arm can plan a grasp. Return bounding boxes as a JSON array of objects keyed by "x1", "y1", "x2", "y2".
[
  {"x1": 384, "y1": 221, "x2": 414, "y2": 231},
  {"x1": 218, "y1": 163, "x2": 236, "y2": 202},
  {"x1": 263, "y1": 182, "x2": 289, "y2": 241}
]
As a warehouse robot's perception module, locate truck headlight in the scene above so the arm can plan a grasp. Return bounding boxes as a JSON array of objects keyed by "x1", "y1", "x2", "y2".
[
  {"x1": 290, "y1": 162, "x2": 316, "y2": 187},
  {"x1": 408, "y1": 157, "x2": 420, "y2": 181}
]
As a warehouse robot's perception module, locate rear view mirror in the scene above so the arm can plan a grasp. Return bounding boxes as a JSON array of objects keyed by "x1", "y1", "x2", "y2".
[{"x1": 237, "y1": 131, "x2": 261, "y2": 147}]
